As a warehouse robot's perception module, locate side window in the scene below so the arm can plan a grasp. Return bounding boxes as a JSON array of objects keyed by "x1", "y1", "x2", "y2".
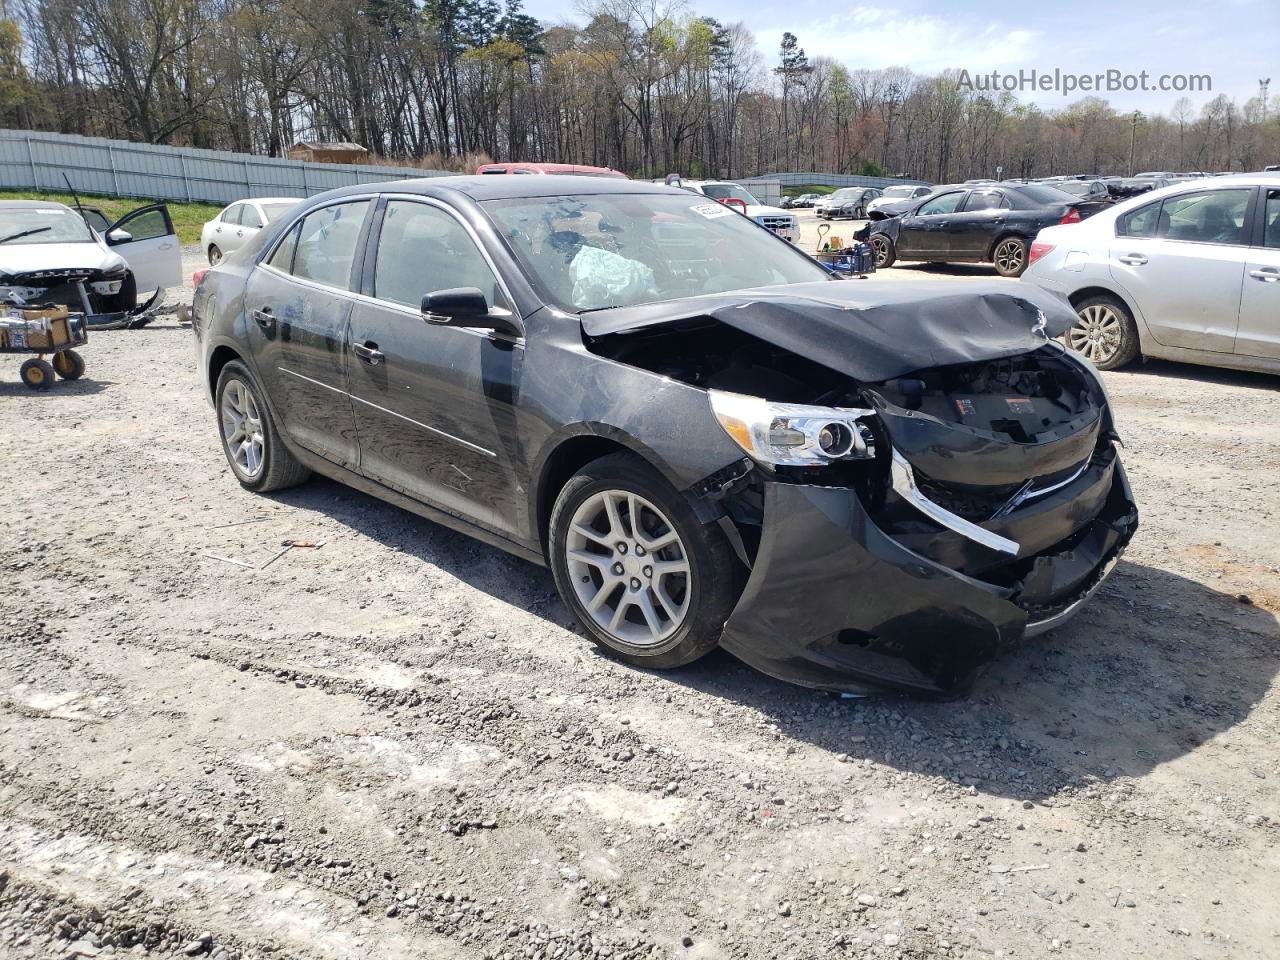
[
  {"x1": 1157, "y1": 189, "x2": 1251, "y2": 246},
  {"x1": 82, "y1": 209, "x2": 111, "y2": 234},
  {"x1": 963, "y1": 191, "x2": 1006, "y2": 212},
  {"x1": 292, "y1": 201, "x2": 370, "y2": 290},
  {"x1": 267, "y1": 222, "x2": 300, "y2": 271},
  {"x1": 373, "y1": 200, "x2": 505, "y2": 310},
  {"x1": 1262, "y1": 189, "x2": 1279, "y2": 248},
  {"x1": 1118, "y1": 202, "x2": 1160, "y2": 238},
  {"x1": 918, "y1": 192, "x2": 965, "y2": 216},
  {"x1": 241, "y1": 205, "x2": 264, "y2": 229},
  {"x1": 118, "y1": 209, "x2": 171, "y2": 242},
  {"x1": 222, "y1": 204, "x2": 243, "y2": 225}
]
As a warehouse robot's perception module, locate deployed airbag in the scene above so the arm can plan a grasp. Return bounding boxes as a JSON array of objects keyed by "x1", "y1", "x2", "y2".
[{"x1": 581, "y1": 280, "x2": 1078, "y2": 383}]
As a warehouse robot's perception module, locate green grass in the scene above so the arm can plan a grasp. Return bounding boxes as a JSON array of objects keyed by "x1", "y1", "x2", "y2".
[
  {"x1": 783, "y1": 184, "x2": 839, "y2": 198},
  {"x1": 0, "y1": 190, "x2": 222, "y2": 246}
]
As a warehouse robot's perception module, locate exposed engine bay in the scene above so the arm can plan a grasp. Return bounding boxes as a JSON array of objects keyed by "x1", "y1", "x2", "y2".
[{"x1": 0, "y1": 266, "x2": 138, "y2": 318}]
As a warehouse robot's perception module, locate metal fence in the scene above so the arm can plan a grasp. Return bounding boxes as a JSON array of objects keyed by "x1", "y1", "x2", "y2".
[
  {"x1": 0, "y1": 129, "x2": 928, "y2": 207},
  {"x1": 0, "y1": 129, "x2": 453, "y2": 205}
]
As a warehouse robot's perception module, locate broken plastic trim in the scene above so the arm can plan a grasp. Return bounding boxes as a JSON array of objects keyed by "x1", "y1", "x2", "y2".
[{"x1": 889, "y1": 449, "x2": 1020, "y2": 556}]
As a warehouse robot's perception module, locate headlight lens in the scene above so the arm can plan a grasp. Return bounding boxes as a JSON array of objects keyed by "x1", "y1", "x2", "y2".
[{"x1": 709, "y1": 390, "x2": 877, "y2": 466}]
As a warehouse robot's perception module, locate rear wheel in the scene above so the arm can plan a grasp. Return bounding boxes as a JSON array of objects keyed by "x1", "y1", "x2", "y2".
[
  {"x1": 52, "y1": 349, "x2": 85, "y2": 380},
  {"x1": 870, "y1": 234, "x2": 896, "y2": 268},
  {"x1": 992, "y1": 236, "x2": 1029, "y2": 277},
  {"x1": 548, "y1": 453, "x2": 740, "y2": 670},
  {"x1": 1068, "y1": 295, "x2": 1140, "y2": 370},
  {"x1": 215, "y1": 360, "x2": 311, "y2": 492}
]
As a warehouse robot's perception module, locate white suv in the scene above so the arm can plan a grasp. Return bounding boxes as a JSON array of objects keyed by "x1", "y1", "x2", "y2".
[{"x1": 666, "y1": 179, "x2": 799, "y2": 243}]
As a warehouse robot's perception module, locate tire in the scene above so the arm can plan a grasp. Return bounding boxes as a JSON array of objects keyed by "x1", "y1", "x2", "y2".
[
  {"x1": 548, "y1": 452, "x2": 741, "y2": 670},
  {"x1": 869, "y1": 234, "x2": 896, "y2": 268},
  {"x1": 20, "y1": 358, "x2": 54, "y2": 391},
  {"x1": 1068, "y1": 295, "x2": 1141, "y2": 370},
  {"x1": 52, "y1": 349, "x2": 85, "y2": 380},
  {"x1": 214, "y1": 359, "x2": 311, "y2": 492},
  {"x1": 208, "y1": 245, "x2": 222, "y2": 265},
  {"x1": 991, "y1": 236, "x2": 1029, "y2": 277}
]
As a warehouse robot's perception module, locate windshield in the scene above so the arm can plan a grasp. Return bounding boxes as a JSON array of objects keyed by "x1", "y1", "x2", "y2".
[
  {"x1": 882, "y1": 186, "x2": 915, "y2": 198},
  {"x1": 0, "y1": 206, "x2": 94, "y2": 245},
  {"x1": 485, "y1": 193, "x2": 831, "y2": 312},
  {"x1": 261, "y1": 202, "x2": 299, "y2": 223},
  {"x1": 700, "y1": 184, "x2": 760, "y2": 205},
  {"x1": 830, "y1": 188, "x2": 860, "y2": 200}
]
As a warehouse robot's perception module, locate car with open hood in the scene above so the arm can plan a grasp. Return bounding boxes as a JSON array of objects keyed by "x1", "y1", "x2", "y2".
[
  {"x1": 0, "y1": 199, "x2": 182, "y2": 328},
  {"x1": 191, "y1": 176, "x2": 1137, "y2": 696}
]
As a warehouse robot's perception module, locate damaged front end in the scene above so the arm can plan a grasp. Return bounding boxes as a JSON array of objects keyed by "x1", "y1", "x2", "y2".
[
  {"x1": 0, "y1": 266, "x2": 137, "y2": 327},
  {"x1": 584, "y1": 281, "x2": 1138, "y2": 695}
]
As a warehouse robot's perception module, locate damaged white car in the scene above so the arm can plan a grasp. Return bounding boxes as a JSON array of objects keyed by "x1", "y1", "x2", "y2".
[{"x1": 0, "y1": 200, "x2": 183, "y2": 329}]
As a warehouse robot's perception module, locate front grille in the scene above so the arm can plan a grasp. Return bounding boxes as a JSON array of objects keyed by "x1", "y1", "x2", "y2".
[
  {"x1": 757, "y1": 215, "x2": 796, "y2": 232},
  {"x1": 914, "y1": 456, "x2": 1094, "y2": 523}
]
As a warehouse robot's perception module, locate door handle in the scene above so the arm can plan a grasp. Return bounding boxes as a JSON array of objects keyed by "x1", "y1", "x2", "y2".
[
  {"x1": 1249, "y1": 268, "x2": 1280, "y2": 282},
  {"x1": 251, "y1": 306, "x2": 273, "y2": 330},
  {"x1": 1118, "y1": 254, "x2": 1148, "y2": 266},
  {"x1": 353, "y1": 341, "x2": 384, "y2": 365}
]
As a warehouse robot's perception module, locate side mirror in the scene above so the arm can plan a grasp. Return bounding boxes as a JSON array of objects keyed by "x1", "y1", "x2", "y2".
[
  {"x1": 106, "y1": 228, "x2": 133, "y2": 244},
  {"x1": 421, "y1": 287, "x2": 521, "y2": 337}
]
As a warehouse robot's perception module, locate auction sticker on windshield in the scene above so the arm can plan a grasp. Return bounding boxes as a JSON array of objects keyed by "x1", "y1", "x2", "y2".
[{"x1": 691, "y1": 203, "x2": 732, "y2": 219}]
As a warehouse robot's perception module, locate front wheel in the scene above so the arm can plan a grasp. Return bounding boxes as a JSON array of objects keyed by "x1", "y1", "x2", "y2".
[
  {"x1": 991, "y1": 236, "x2": 1029, "y2": 277},
  {"x1": 52, "y1": 349, "x2": 85, "y2": 380},
  {"x1": 208, "y1": 244, "x2": 222, "y2": 265},
  {"x1": 1067, "y1": 295, "x2": 1140, "y2": 370},
  {"x1": 548, "y1": 453, "x2": 740, "y2": 670},
  {"x1": 20, "y1": 358, "x2": 54, "y2": 391},
  {"x1": 215, "y1": 360, "x2": 311, "y2": 492},
  {"x1": 869, "y1": 234, "x2": 896, "y2": 268}
]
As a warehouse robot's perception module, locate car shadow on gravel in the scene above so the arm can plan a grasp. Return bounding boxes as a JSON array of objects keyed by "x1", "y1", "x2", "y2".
[
  {"x1": 1126, "y1": 358, "x2": 1280, "y2": 391},
  {"x1": 657, "y1": 559, "x2": 1280, "y2": 803},
  {"x1": 259, "y1": 478, "x2": 1278, "y2": 804}
]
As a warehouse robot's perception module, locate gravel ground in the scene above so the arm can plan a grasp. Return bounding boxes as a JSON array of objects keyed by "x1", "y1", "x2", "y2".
[{"x1": 1, "y1": 245, "x2": 1278, "y2": 960}]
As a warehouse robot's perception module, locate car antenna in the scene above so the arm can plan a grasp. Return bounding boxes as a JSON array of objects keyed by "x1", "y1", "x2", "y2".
[{"x1": 61, "y1": 172, "x2": 86, "y2": 221}]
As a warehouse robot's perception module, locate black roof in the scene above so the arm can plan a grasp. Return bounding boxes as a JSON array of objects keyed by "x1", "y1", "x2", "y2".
[{"x1": 323, "y1": 174, "x2": 678, "y2": 203}]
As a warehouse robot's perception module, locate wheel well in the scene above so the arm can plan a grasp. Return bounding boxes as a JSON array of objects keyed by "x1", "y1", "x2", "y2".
[
  {"x1": 208, "y1": 345, "x2": 242, "y2": 396},
  {"x1": 1067, "y1": 286, "x2": 1128, "y2": 312},
  {"x1": 985, "y1": 232, "x2": 1030, "y2": 260},
  {"x1": 536, "y1": 436, "x2": 634, "y2": 549}
]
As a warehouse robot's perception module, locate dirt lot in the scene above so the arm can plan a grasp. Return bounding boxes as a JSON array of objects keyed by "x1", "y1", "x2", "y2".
[{"x1": 1, "y1": 250, "x2": 1278, "y2": 960}]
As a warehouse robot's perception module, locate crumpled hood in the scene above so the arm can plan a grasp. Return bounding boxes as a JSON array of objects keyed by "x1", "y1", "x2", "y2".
[
  {"x1": 581, "y1": 279, "x2": 1078, "y2": 383},
  {"x1": 0, "y1": 240, "x2": 122, "y2": 278}
]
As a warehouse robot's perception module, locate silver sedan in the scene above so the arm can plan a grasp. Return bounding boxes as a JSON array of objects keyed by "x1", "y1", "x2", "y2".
[{"x1": 1024, "y1": 174, "x2": 1280, "y2": 374}]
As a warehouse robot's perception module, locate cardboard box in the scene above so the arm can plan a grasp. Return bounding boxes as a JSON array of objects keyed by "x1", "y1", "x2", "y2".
[{"x1": 0, "y1": 308, "x2": 73, "y2": 350}]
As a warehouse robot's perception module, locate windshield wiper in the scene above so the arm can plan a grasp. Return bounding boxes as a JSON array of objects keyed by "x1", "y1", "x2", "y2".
[{"x1": 0, "y1": 227, "x2": 52, "y2": 244}]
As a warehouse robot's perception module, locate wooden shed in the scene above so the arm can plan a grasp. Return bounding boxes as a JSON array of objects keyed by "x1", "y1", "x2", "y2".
[{"x1": 287, "y1": 141, "x2": 369, "y2": 164}]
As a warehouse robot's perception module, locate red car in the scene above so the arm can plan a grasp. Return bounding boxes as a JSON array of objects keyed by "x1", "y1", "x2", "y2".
[{"x1": 475, "y1": 162, "x2": 627, "y2": 178}]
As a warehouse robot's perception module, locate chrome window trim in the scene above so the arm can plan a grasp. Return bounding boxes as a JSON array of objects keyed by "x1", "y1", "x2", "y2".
[
  {"x1": 346, "y1": 290, "x2": 525, "y2": 347},
  {"x1": 890, "y1": 450, "x2": 1020, "y2": 556}
]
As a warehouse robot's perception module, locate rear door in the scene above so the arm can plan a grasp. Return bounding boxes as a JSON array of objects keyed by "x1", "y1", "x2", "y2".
[
  {"x1": 1108, "y1": 187, "x2": 1254, "y2": 352},
  {"x1": 1235, "y1": 186, "x2": 1280, "y2": 359},
  {"x1": 347, "y1": 196, "x2": 524, "y2": 536},
  {"x1": 896, "y1": 191, "x2": 967, "y2": 258},
  {"x1": 243, "y1": 198, "x2": 372, "y2": 470},
  {"x1": 104, "y1": 204, "x2": 182, "y2": 291}
]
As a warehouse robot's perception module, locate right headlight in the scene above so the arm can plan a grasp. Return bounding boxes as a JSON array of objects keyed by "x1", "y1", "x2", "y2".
[{"x1": 709, "y1": 390, "x2": 877, "y2": 467}]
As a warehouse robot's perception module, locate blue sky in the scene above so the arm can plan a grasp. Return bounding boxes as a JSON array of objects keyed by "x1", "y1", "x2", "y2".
[{"x1": 518, "y1": 0, "x2": 1278, "y2": 114}]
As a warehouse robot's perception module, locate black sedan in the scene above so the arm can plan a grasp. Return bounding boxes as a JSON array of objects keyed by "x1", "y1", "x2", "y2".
[
  {"x1": 192, "y1": 176, "x2": 1137, "y2": 696},
  {"x1": 860, "y1": 182, "x2": 1108, "y2": 277}
]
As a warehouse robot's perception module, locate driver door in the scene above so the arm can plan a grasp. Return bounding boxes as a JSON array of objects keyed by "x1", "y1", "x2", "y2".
[
  {"x1": 897, "y1": 191, "x2": 967, "y2": 258},
  {"x1": 103, "y1": 204, "x2": 183, "y2": 292}
]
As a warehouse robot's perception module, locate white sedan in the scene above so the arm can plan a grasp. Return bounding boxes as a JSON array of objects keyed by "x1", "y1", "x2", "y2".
[
  {"x1": 1024, "y1": 174, "x2": 1280, "y2": 373},
  {"x1": 200, "y1": 198, "x2": 300, "y2": 264}
]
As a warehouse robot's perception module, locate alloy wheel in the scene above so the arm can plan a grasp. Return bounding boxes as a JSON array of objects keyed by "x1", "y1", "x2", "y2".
[
  {"x1": 871, "y1": 236, "x2": 891, "y2": 267},
  {"x1": 1068, "y1": 304, "x2": 1123, "y2": 364},
  {"x1": 994, "y1": 239, "x2": 1025, "y2": 274},
  {"x1": 220, "y1": 379, "x2": 266, "y2": 479},
  {"x1": 565, "y1": 489, "x2": 691, "y2": 647}
]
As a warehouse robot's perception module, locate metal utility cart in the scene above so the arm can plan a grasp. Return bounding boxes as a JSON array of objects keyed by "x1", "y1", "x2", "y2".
[{"x1": 1, "y1": 304, "x2": 88, "y2": 391}]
